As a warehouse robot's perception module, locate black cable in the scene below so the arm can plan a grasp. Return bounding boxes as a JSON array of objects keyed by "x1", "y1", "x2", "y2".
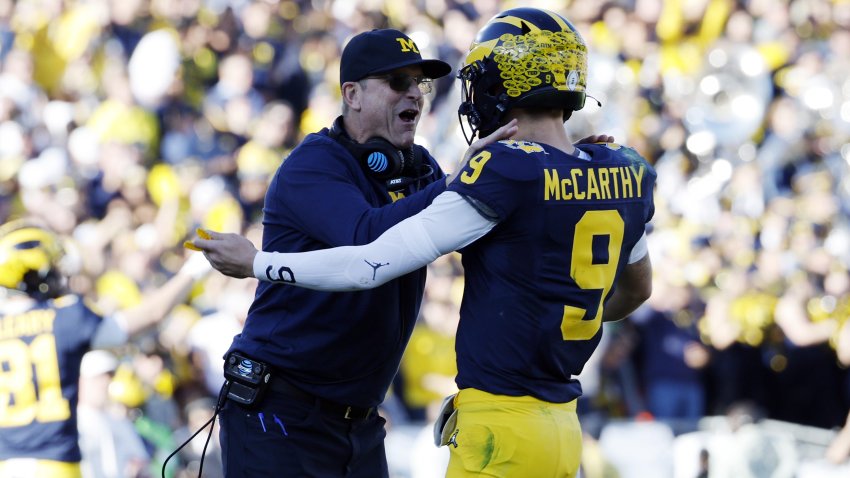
[
  {"x1": 196, "y1": 397, "x2": 219, "y2": 478},
  {"x1": 162, "y1": 381, "x2": 230, "y2": 478}
]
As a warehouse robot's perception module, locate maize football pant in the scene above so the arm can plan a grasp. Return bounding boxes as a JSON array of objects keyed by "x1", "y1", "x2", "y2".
[{"x1": 446, "y1": 388, "x2": 581, "y2": 478}]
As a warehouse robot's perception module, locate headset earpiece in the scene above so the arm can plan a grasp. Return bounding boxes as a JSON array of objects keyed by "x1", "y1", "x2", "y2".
[
  {"x1": 328, "y1": 116, "x2": 407, "y2": 180},
  {"x1": 356, "y1": 138, "x2": 407, "y2": 180}
]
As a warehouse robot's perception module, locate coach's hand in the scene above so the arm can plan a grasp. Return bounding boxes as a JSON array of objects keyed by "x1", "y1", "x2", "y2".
[
  {"x1": 185, "y1": 229, "x2": 258, "y2": 279},
  {"x1": 448, "y1": 119, "x2": 519, "y2": 186}
]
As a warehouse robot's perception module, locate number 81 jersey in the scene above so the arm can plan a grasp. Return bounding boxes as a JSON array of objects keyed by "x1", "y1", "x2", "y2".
[
  {"x1": 0, "y1": 295, "x2": 103, "y2": 462},
  {"x1": 446, "y1": 140, "x2": 656, "y2": 403}
]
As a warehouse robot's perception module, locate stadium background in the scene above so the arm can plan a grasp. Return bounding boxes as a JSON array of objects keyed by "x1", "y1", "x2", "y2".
[{"x1": 1, "y1": 0, "x2": 849, "y2": 476}]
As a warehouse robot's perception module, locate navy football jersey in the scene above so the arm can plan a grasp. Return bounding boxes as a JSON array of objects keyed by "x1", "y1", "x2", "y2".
[
  {"x1": 447, "y1": 140, "x2": 656, "y2": 403},
  {"x1": 0, "y1": 295, "x2": 102, "y2": 462}
]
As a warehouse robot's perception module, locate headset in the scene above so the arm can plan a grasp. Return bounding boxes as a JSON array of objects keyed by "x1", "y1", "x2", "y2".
[{"x1": 328, "y1": 116, "x2": 434, "y2": 190}]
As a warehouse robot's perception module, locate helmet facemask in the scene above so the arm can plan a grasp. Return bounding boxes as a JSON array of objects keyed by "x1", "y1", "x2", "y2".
[{"x1": 458, "y1": 59, "x2": 511, "y2": 145}]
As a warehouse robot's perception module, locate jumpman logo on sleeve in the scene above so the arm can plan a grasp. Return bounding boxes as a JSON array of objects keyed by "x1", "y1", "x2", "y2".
[{"x1": 364, "y1": 260, "x2": 390, "y2": 280}]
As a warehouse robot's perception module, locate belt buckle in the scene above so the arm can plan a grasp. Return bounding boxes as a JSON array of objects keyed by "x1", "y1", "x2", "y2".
[{"x1": 344, "y1": 406, "x2": 353, "y2": 420}]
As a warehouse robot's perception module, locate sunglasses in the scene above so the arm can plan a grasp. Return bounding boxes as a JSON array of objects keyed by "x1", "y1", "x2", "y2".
[{"x1": 367, "y1": 74, "x2": 434, "y2": 95}]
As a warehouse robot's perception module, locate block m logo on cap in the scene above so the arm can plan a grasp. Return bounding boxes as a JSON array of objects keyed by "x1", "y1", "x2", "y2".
[{"x1": 396, "y1": 38, "x2": 419, "y2": 53}]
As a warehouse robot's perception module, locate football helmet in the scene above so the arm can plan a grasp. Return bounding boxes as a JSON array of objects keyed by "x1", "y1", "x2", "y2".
[
  {"x1": 0, "y1": 219, "x2": 66, "y2": 299},
  {"x1": 457, "y1": 7, "x2": 588, "y2": 144}
]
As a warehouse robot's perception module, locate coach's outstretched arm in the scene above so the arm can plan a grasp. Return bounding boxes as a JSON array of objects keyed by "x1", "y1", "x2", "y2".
[{"x1": 194, "y1": 184, "x2": 494, "y2": 291}]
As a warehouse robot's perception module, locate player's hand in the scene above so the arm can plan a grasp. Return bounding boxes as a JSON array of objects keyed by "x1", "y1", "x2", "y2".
[
  {"x1": 448, "y1": 119, "x2": 519, "y2": 185},
  {"x1": 184, "y1": 228, "x2": 257, "y2": 279},
  {"x1": 575, "y1": 134, "x2": 614, "y2": 144}
]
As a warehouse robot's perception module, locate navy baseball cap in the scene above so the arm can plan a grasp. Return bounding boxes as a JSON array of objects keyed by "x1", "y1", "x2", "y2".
[{"x1": 340, "y1": 29, "x2": 452, "y2": 84}]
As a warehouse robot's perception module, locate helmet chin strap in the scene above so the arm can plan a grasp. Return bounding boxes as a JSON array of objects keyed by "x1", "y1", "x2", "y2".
[{"x1": 457, "y1": 107, "x2": 479, "y2": 146}]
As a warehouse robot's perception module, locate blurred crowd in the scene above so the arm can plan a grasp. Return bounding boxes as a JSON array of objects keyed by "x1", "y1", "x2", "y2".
[{"x1": 1, "y1": 0, "x2": 850, "y2": 476}]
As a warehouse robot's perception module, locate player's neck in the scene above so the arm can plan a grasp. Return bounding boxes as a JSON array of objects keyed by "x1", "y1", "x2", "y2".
[{"x1": 510, "y1": 112, "x2": 575, "y2": 155}]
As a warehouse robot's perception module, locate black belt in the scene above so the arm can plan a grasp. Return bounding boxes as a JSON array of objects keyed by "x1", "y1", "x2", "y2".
[{"x1": 268, "y1": 377, "x2": 375, "y2": 420}]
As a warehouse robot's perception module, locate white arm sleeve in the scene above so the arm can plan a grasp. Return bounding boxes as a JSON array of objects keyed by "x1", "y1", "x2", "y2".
[
  {"x1": 90, "y1": 313, "x2": 130, "y2": 349},
  {"x1": 252, "y1": 192, "x2": 497, "y2": 290},
  {"x1": 628, "y1": 232, "x2": 648, "y2": 264}
]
